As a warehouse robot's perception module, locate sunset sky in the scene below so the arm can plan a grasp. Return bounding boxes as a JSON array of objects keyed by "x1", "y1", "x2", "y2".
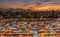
[{"x1": 0, "y1": 0, "x2": 60, "y2": 10}]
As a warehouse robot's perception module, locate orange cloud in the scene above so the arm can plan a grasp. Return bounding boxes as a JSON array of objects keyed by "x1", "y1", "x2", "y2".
[
  {"x1": 33, "y1": 5, "x2": 60, "y2": 11},
  {"x1": 0, "y1": 3, "x2": 60, "y2": 11}
]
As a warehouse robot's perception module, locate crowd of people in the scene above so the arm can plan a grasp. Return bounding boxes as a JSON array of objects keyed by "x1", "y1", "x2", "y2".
[
  {"x1": 0, "y1": 18, "x2": 60, "y2": 37},
  {"x1": 0, "y1": 8, "x2": 60, "y2": 37}
]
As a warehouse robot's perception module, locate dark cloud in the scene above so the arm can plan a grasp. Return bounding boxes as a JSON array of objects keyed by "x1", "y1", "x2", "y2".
[
  {"x1": 0, "y1": 0, "x2": 60, "y2": 8},
  {"x1": 0, "y1": 0, "x2": 60, "y2": 4},
  {"x1": 43, "y1": 0, "x2": 50, "y2": 2}
]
